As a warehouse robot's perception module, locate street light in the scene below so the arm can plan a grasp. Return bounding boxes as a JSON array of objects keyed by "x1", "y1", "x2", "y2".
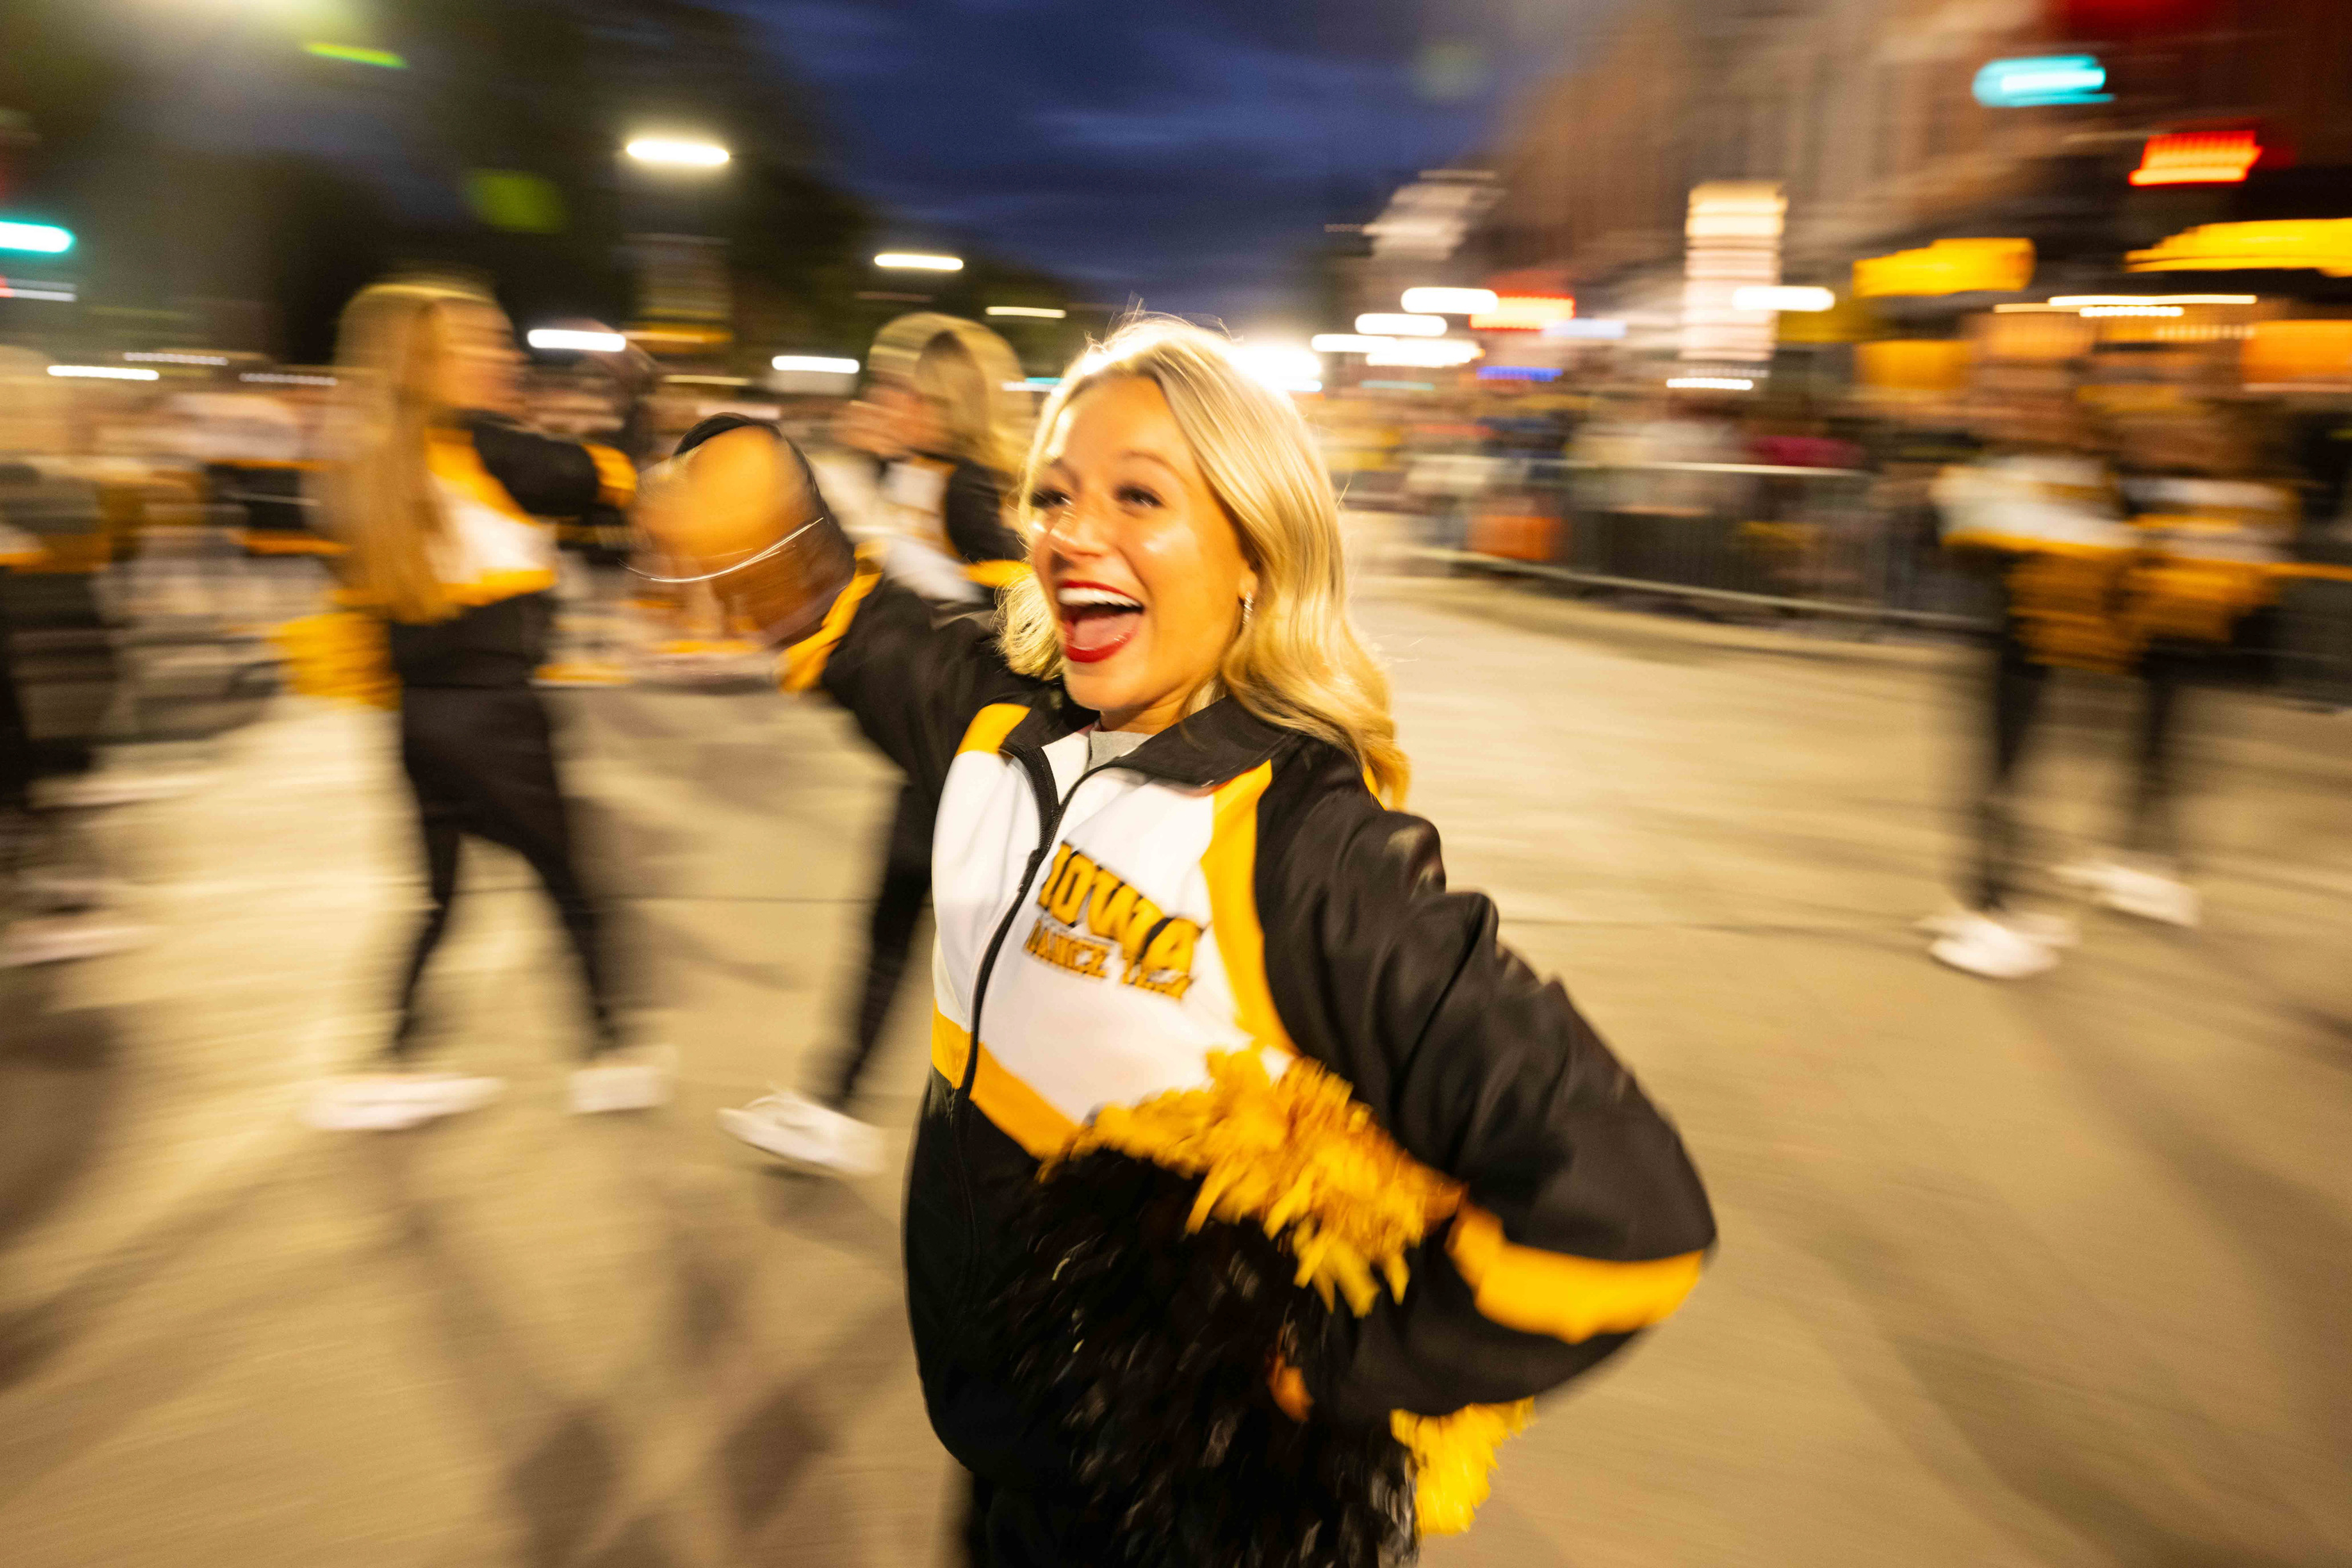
[
  {"x1": 875, "y1": 252, "x2": 963, "y2": 272},
  {"x1": 986, "y1": 305, "x2": 1065, "y2": 319},
  {"x1": 1354, "y1": 312, "x2": 1447, "y2": 337},
  {"x1": 772, "y1": 355, "x2": 860, "y2": 374},
  {"x1": 1400, "y1": 287, "x2": 1497, "y2": 315},
  {"x1": 624, "y1": 139, "x2": 731, "y2": 168},
  {"x1": 1731, "y1": 285, "x2": 1836, "y2": 312},
  {"x1": 527, "y1": 328, "x2": 628, "y2": 352},
  {"x1": 0, "y1": 220, "x2": 74, "y2": 254},
  {"x1": 47, "y1": 365, "x2": 158, "y2": 380}
]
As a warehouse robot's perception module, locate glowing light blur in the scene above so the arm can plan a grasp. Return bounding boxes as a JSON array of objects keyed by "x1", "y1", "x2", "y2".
[
  {"x1": 1365, "y1": 339, "x2": 1481, "y2": 367},
  {"x1": 47, "y1": 365, "x2": 159, "y2": 380},
  {"x1": 1309, "y1": 334, "x2": 1397, "y2": 354},
  {"x1": 772, "y1": 355, "x2": 860, "y2": 374},
  {"x1": 1732, "y1": 285, "x2": 1836, "y2": 312},
  {"x1": 1853, "y1": 238, "x2": 2035, "y2": 297},
  {"x1": 0, "y1": 221, "x2": 74, "y2": 254},
  {"x1": 625, "y1": 139, "x2": 731, "y2": 168},
  {"x1": 1544, "y1": 318, "x2": 1629, "y2": 339},
  {"x1": 2131, "y1": 131, "x2": 2262, "y2": 187},
  {"x1": 241, "y1": 372, "x2": 336, "y2": 386},
  {"x1": 986, "y1": 306, "x2": 1066, "y2": 319},
  {"x1": 1971, "y1": 55, "x2": 2110, "y2": 108},
  {"x1": 1230, "y1": 344, "x2": 1323, "y2": 394},
  {"x1": 1471, "y1": 296, "x2": 1575, "y2": 331},
  {"x1": 2129, "y1": 221, "x2": 2352, "y2": 276},
  {"x1": 302, "y1": 42, "x2": 406, "y2": 69},
  {"x1": 1665, "y1": 375, "x2": 1754, "y2": 390},
  {"x1": 873, "y1": 253, "x2": 963, "y2": 272},
  {"x1": 124, "y1": 351, "x2": 229, "y2": 366},
  {"x1": 0, "y1": 280, "x2": 76, "y2": 302},
  {"x1": 2080, "y1": 304, "x2": 2184, "y2": 317},
  {"x1": 2047, "y1": 294, "x2": 2257, "y2": 307},
  {"x1": 1400, "y1": 287, "x2": 1498, "y2": 315},
  {"x1": 526, "y1": 329, "x2": 627, "y2": 352},
  {"x1": 1354, "y1": 313, "x2": 1447, "y2": 337}
]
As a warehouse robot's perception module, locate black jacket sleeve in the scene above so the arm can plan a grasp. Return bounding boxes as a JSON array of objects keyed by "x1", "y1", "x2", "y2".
[
  {"x1": 468, "y1": 414, "x2": 633, "y2": 517},
  {"x1": 943, "y1": 461, "x2": 1026, "y2": 566},
  {"x1": 799, "y1": 570, "x2": 1046, "y2": 815},
  {"x1": 1257, "y1": 744, "x2": 1715, "y2": 1420}
]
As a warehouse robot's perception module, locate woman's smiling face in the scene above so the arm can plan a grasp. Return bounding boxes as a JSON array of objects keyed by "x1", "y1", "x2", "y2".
[{"x1": 1027, "y1": 375, "x2": 1257, "y2": 734}]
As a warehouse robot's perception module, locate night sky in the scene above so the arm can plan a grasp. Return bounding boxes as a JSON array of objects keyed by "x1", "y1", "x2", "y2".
[{"x1": 746, "y1": 0, "x2": 1582, "y2": 326}]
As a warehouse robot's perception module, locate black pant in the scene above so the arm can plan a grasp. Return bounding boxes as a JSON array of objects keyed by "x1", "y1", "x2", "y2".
[
  {"x1": 821, "y1": 784, "x2": 931, "y2": 1107},
  {"x1": 392, "y1": 684, "x2": 615, "y2": 1057},
  {"x1": 1971, "y1": 624, "x2": 2194, "y2": 911},
  {"x1": 1973, "y1": 623, "x2": 2050, "y2": 911}
]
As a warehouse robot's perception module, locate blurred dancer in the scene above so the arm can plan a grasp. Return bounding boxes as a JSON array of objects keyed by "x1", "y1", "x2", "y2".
[
  {"x1": 645, "y1": 319, "x2": 1712, "y2": 1565},
  {"x1": 718, "y1": 315, "x2": 1026, "y2": 1176},
  {"x1": 1927, "y1": 379, "x2": 2132, "y2": 978},
  {"x1": 302, "y1": 279, "x2": 667, "y2": 1131},
  {"x1": 0, "y1": 466, "x2": 152, "y2": 966},
  {"x1": 2061, "y1": 402, "x2": 2299, "y2": 927}
]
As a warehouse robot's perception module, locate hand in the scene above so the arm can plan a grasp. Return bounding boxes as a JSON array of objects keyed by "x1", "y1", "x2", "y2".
[{"x1": 637, "y1": 426, "x2": 808, "y2": 571}]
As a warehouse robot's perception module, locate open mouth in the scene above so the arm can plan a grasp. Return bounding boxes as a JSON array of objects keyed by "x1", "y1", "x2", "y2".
[{"x1": 1056, "y1": 581, "x2": 1144, "y2": 665}]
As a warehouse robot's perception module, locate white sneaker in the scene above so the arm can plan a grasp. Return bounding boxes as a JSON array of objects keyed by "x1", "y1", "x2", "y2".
[
  {"x1": 2056, "y1": 857, "x2": 2201, "y2": 928},
  {"x1": 570, "y1": 1045, "x2": 676, "y2": 1114},
  {"x1": 0, "y1": 912, "x2": 154, "y2": 966},
  {"x1": 1917, "y1": 906, "x2": 2077, "y2": 947},
  {"x1": 718, "y1": 1089, "x2": 884, "y2": 1178},
  {"x1": 1930, "y1": 911, "x2": 2062, "y2": 979},
  {"x1": 302, "y1": 1072, "x2": 505, "y2": 1131}
]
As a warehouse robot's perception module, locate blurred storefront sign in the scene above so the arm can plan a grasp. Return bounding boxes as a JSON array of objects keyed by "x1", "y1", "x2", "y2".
[
  {"x1": 1855, "y1": 339, "x2": 1971, "y2": 396},
  {"x1": 1853, "y1": 238, "x2": 2035, "y2": 298},
  {"x1": 2130, "y1": 131, "x2": 2263, "y2": 186},
  {"x1": 1470, "y1": 295, "x2": 1574, "y2": 332},
  {"x1": 2129, "y1": 220, "x2": 2352, "y2": 275},
  {"x1": 1971, "y1": 54, "x2": 2111, "y2": 108},
  {"x1": 1682, "y1": 182, "x2": 1785, "y2": 364},
  {"x1": 2242, "y1": 319, "x2": 2352, "y2": 388}
]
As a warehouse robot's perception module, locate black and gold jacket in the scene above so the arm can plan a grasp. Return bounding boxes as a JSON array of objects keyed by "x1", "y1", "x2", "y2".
[{"x1": 782, "y1": 561, "x2": 1716, "y2": 1562}]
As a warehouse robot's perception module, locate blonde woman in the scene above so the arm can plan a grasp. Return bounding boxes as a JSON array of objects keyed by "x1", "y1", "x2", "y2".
[
  {"x1": 644, "y1": 319, "x2": 1713, "y2": 1565},
  {"x1": 719, "y1": 314, "x2": 1029, "y2": 1173},
  {"x1": 304, "y1": 279, "x2": 668, "y2": 1131}
]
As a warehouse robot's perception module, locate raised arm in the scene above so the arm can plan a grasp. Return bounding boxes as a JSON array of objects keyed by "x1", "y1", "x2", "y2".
[
  {"x1": 638, "y1": 419, "x2": 1043, "y2": 802},
  {"x1": 1258, "y1": 758, "x2": 1716, "y2": 1420}
]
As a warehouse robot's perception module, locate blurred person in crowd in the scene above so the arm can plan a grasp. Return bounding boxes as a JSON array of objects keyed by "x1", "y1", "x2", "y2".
[
  {"x1": 0, "y1": 462, "x2": 153, "y2": 966},
  {"x1": 2058, "y1": 401, "x2": 2300, "y2": 926},
  {"x1": 524, "y1": 326, "x2": 659, "y2": 688},
  {"x1": 1927, "y1": 372, "x2": 2133, "y2": 978},
  {"x1": 298, "y1": 278, "x2": 666, "y2": 1131},
  {"x1": 718, "y1": 313, "x2": 1028, "y2": 1177},
  {"x1": 643, "y1": 318, "x2": 1713, "y2": 1566}
]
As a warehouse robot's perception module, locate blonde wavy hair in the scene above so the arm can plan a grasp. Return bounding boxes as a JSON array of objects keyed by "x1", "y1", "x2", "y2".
[
  {"x1": 868, "y1": 312, "x2": 1027, "y2": 477},
  {"x1": 998, "y1": 318, "x2": 1408, "y2": 804},
  {"x1": 318, "y1": 277, "x2": 496, "y2": 623}
]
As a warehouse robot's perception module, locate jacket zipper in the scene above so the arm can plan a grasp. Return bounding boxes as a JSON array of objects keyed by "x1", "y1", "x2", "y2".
[{"x1": 949, "y1": 747, "x2": 1119, "y2": 1289}]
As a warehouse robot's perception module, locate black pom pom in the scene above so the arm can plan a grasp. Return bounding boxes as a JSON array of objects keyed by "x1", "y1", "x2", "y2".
[{"x1": 990, "y1": 1149, "x2": 1418, "y2": 1567}]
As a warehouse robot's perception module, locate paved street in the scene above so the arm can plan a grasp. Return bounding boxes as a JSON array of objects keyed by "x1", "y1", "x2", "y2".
[{"x1": 5, "y1": 575, "x2": 2350, "y2": 1568}]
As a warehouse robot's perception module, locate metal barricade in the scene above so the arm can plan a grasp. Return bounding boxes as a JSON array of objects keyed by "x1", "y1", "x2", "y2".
[{"x1": 1439, "y1": 459, "x2": 1988, "y2": 631}]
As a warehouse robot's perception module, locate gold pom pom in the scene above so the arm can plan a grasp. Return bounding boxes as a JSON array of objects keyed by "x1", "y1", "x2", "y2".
[{"x1": 1392, "y1": 1400, "x2": 1535, "y2": 1535}]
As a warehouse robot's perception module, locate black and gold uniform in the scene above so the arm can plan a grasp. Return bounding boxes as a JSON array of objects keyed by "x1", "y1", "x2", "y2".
[
  {"x1": 376, "y1": 414, "x2": 635, "y2": 1053},
  {"x1": 755, "y1": 495, "x2": 1715, "y2": 1562}
]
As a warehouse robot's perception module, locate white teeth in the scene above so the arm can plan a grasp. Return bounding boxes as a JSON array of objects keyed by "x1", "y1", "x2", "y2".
[{"x1": 1056, "y1": 586, "x2": 1143, "y2": 611}]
